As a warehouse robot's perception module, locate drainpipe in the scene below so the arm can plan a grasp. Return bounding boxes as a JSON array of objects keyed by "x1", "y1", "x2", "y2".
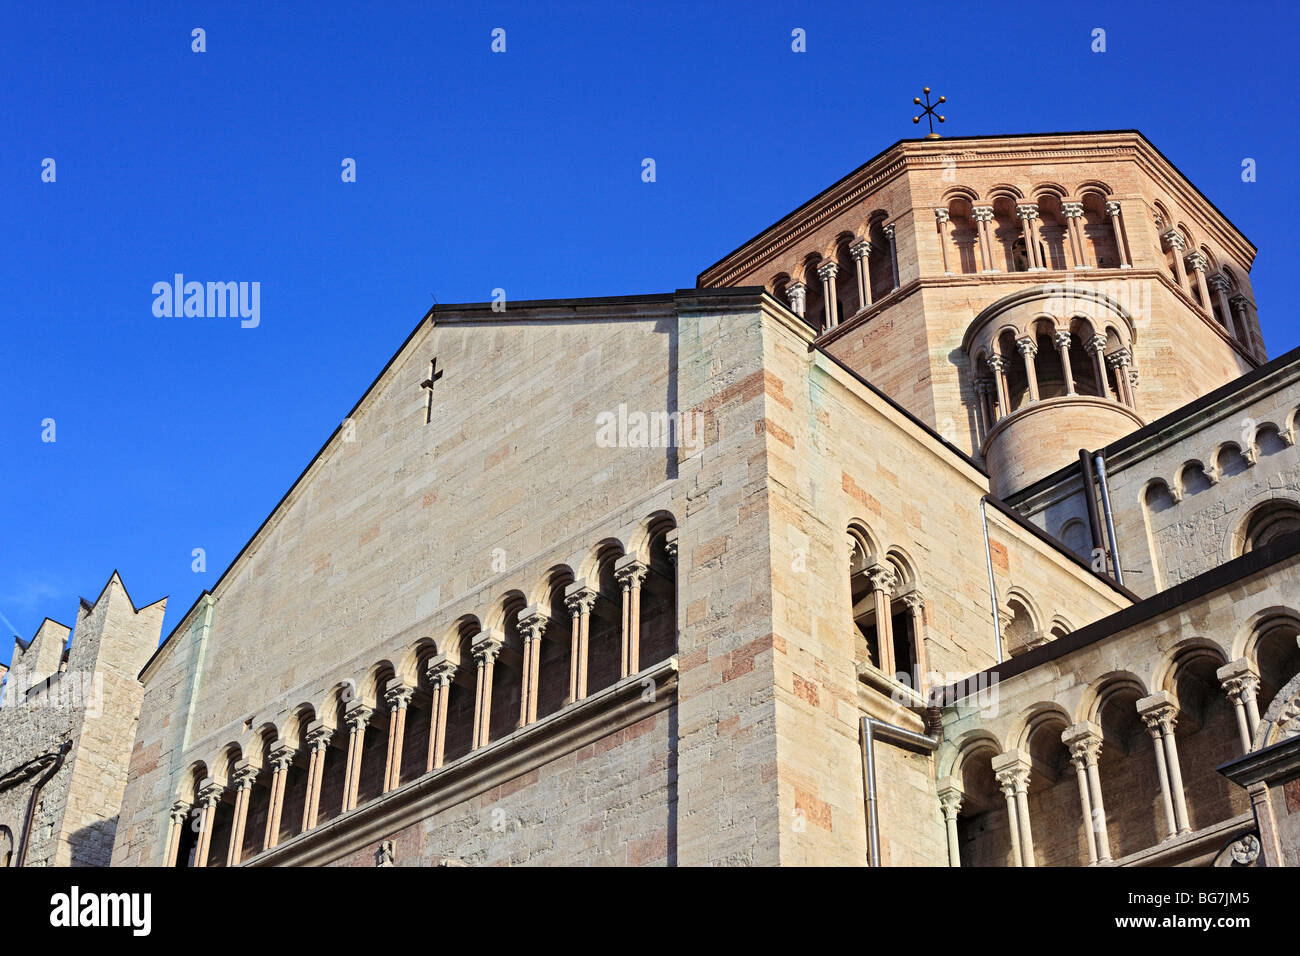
[
  {"x1": 860, "y1": 717, "x2": 939, "y2": 867},
  {"x1": 1093, "y1": 452, "x2": 1125, "y2": 586},
  {"x1": 1078, "y1": 449, "x2": 1104, "y2": 554},
  {"x1": 980, "y1": 498, "x2": 1004, "y2": 662},
  {"x1": 16, "y1": 741, "x2": 71, "y2": 867}
]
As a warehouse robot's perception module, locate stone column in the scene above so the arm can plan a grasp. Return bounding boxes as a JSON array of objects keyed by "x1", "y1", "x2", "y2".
[
  {"x1": 817, "y1": 261, "x2": 839, "y2": 330},
  {"x1": 1084, "y1": 334, "x2": 1108, "y2": 399},
  {"x1": 1208, "y1": 274, "x2": 1237, "y2": 336},
  {"x1": 1016, "y1": 337, "x2": 1040, "y2": 402},
  {"x1": 383, "y1": 681, "x2": 414, "y2": 793},
  {"x1": 933, "y1": 210, "x2": 951, "y2": 275},
  {"x1": 973, "y1": 378, "x2": 993, "y2": 442},
  {"x1": 517, "y1": 605, "x2": 549, "y2": 725},
  {"x1": 1185, "y1": 251, "x2": 1213, "y2": 315},
  {"x1": 302, "y1": 724, "x2": 332, "y2": 831},
  {"x1": 1106, "y1": 348, "x2": 1134, "y2": 408},
  {"x1": 972, "y1": 206, "x2": 996, "y2": 272},
  {"x1": 1062, "y1": 721, "x2": 1111, "y2": 863},
  {"x1": 263, "y1": 742, "x2": 295, "y2": 851},
  {"x1": 1053, "y1": 330, "x2": 1076, "y2": 395},
  {"x1": 564, "y1": 582, "x2": 598, "y2": 702},
  {"x1": 615, "y1": 556, "x2": 650, "y2": 678},
  {"x1": 1016, "y1": 203, "x2": 1042, "y2": 270},
  {"x1": 937, "y1": 777, "x2": 964, "y2": 867},
  {"x1": 866, "y1": 565, "x2": 898, "y2": 678},
  {"x1": 193, "y1": 779, "x2": 224, "y2": 868},
  {"x1": 425, "y1": 656, "x2": 456, "y2": 771},
  {"x1": 342, "y1": 702, "x2": 373, "y2": 812},
  {"x1": 1104, "y1": 201, "x2": 1130, "y2": 267},
  {"x1": 1229, "y1": 294, "x2": 1254, "y2": 353},
  {"x1": 785, "y1": 281, "x2": 806, "y2": 319},
  {"x1": 902, "y1": 592, "x2": 929, "y2": 697},
  {"x1": 850, "y1": 239, "x2": 872, "y2": 306},
  {"x1": 1217, "y1": 658, "x2": 1263, "y2": 753},
  {"x1": 992, "y1": 751, "x2": 1035, "y2": 867},
  {"x1": 1062, "y1": 202, "x2": 1086, "y2": 268},
  {"x1": 1139, "y1": 691, "x2": 1191, "y2": 837},
  {"x1": 987, "y1": 355, "x2": 1011, "y2": 418},
  {"x1": 883, "y1": 223, "x2": 900, "y2": 290},
  {"x1": 1163, "y1": 231, "x2": 1187, "y2": 288},
  {"x1": 164, "y1": 800, "x2": 190, "y2": 867},
  {"x1": 471, "y1": 629, "x2": 504, "y2": 748},
  {"x1": 226, "y1": 761, "x2": 259, "y2": 867}
]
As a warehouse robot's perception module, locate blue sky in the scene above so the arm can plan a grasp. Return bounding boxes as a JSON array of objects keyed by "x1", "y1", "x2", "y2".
[{"x1": 3, "y1": 0, "x2": 1297, "y2": 661}]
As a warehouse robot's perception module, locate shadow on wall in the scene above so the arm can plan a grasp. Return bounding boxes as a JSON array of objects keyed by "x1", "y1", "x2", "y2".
[{"x1": 68, "y1": 814, "x2": 120, "y2": 868}]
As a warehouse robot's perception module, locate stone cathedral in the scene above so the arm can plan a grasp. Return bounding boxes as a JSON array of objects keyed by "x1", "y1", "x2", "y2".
[{"x1": 4, "y1": 129, "x2": 1299, "y2": 868}]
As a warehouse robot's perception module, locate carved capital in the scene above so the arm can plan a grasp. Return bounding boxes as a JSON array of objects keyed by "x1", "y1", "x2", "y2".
[
  {"x1": 664, "y1": 529, "x2": 678, "y2": 566},
  {"x1": 816, "y1": 260, "x2": 839, "y2": 282},
  {"x1": 882, "y1": 223, "x2": 896, "y2": 241},
  {"x1": 1062, "y1": 721, "x2": 1103, "y2": 767},
  {"x1": 1104, "y1": 200, "x2": 1122, "y2": 217},
  {"x1": 1138, "y1": 691, "x2": 1179, "y2": 737},
  {"x1": 992, "y1": 751, "x2": 1031, "y2": 795},
  {"x1": 425, "y1": 655, "x2": 457, "y2": 689},
  {"x1": 384, "y1": 679, "x2": 415, "y2": 711},
  {"x1": 344, "y1": 702, "x2": 374, "y2": 734},
  {"x1": 1052, "y1": 330, "x2": 1072, "y2": 350},
  {"x1": 986, "y1": 354, "x2": 1009, "y2": 373},
  {"x1": 1185, "y1": 251, "x2": 1208, "y2": 273},
  {"x1": 1084, "y1": 333, "x2": 1107, "y2": 356},
  {"x1": 564, "y1": 582, "x2": 599, "y2": 618},
  {"x1": 614, "y1": 556, "x2": 649, "y2": 590},
  {"x1": 231, "y1": 761, "x2": 259, "y2": 791},
  {"x1": 197, "y1": 780, "x2": 225, "y2": 808},
  {"x1": 1162, "y1": 229, "x2": 1186, "y2": 252},
  {"x1": 306, "y1": 724, "x2": 334, "y2": 753},
  {"x1": 170, "y1": 800, "x2": 191, "y2": 825},
  {"x1": 1016, "y1": 337, "x2": 1038, "y2": 357},
  {"x1": 902, "y1": 591, "x2": 925, "y2": 616},
  {"x1": 785, "y1": 281, "x2": 807, "y2": 312},
  {"x1": 1208, "y1": 272, "x2": 1231, "y2": 294},
  {"x1": 269, "y1": 744, "x2": 297, "y2": 772},
  {"x1": 866, "y1": 564, "x2": 898, "y2": 596},
  {"x1": 971, "y1": 205, "x2": 994, "y2": 222},
  {"x1": 1015, "y1": 203, "x2": 1039, "y2": 221},
  {"x1": 517, "y1": 604, "x2": 550, "y2": 644},
  {"x1": 471, "y1": 629, "x2": 505, "y2": 665},
  {"x1": 932, "y1": 209, "x2": 949, "y2": 225},
  {"x1": 1061, "y1": 202, "x2": 1083, "y2": 218},
  {"x1": 1106, "y1": 347, "x2": 1132, "y2": 369}
]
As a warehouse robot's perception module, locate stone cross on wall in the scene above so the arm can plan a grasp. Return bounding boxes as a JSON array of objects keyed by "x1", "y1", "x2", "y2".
[{"x1": 420, "y1": 358, "x2": 443, "y2": 424}]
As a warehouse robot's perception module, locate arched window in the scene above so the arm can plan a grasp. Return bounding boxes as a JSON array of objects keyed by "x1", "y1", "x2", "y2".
[
  {"x1": 1081, "y1": 194, "x2": 1120, "y2": 268},
  {"x1": 538, "y1": 572, "x2": 575, "y2": 720},
  {"x1": 487, "y1": 600, "x2": 525, "y2": 744},
  {"x1": 442, "y1": 626, "x2": 478, "y2": 764},
  {"x1": 867, "y1": 219, "x2": 893, "y2": 301},
  {"x1": 802, "y1": 259, "x2": 825, "y2": 334},
  {"x1": 1239, "y1": 500, "x2": 1300, "y2": 555},
  {"x1": 955, "y1": 743, "x2": 1017, "y2": 866},
  {"x1": 1095, "y1": 685, "x2": 1161, "y2": 857},
  {"x1": 638, "y1": 524, "x2": 679, "y2": 667},
  {"x1": 835, "y1": 239, "x2": 859, "y2": 321},
  {"x1": 587, "y1": 549, "x2": 625, "y2": 696},
  {"x1": 1023, "y1": 714, "x2": 1088, "y2": 865},
  {"x1": 947, "y1": 198, "x2": 980, "y2": 274},
  {"x1": 1170, "y1": 655, "x2": 1249, "y2": 829}
]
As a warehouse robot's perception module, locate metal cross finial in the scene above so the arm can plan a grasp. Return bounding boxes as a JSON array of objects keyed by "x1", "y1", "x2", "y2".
[{"x1": 912, "y1": 87, "x2": 946, "y2": 138}]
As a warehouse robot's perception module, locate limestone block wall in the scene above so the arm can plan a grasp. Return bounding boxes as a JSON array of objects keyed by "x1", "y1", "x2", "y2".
[{"x1": 749, "y1": 300, "x2": 1131, "y2": 867}]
